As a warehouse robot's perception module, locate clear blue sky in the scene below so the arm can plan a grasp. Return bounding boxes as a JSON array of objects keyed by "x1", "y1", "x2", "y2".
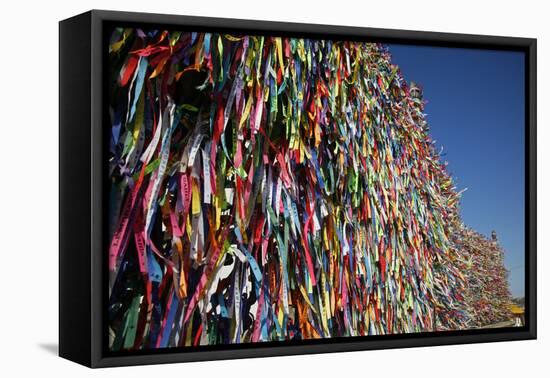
[{"x1": 387, "y1": 44, "x2": 525, "y2": 297}]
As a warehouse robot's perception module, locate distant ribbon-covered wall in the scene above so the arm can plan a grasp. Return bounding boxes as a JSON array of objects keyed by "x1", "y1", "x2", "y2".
[
  {"x1": 107, "y1": 28, "x2": 507, "y2": 351},
  {"x1": 452, "y1": 227, "x2": 512, "y2": 327}
]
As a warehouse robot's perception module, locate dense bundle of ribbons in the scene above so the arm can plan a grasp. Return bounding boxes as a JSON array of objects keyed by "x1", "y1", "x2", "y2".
[
  {"x1": 452, "y1": 228, "x2": 512, "y2": 327},
  {"x1": 106, "y1": 27, "x2": 498, "y2": 351}
]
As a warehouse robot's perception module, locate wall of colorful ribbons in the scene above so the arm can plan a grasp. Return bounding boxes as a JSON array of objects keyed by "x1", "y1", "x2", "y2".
[{"x1": 106, "y1": 27, "x2": 512, "y2": 351}]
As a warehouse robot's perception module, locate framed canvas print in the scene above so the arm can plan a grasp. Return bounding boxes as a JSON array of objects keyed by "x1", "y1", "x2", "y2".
[{"x1": 59, "y1": 10, "x2": 537, "y2": 368}]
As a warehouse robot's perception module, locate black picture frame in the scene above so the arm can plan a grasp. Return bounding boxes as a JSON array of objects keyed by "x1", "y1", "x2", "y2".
[{"x1": 59, "y1": 9, "x2": 537, "y2": 368}]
